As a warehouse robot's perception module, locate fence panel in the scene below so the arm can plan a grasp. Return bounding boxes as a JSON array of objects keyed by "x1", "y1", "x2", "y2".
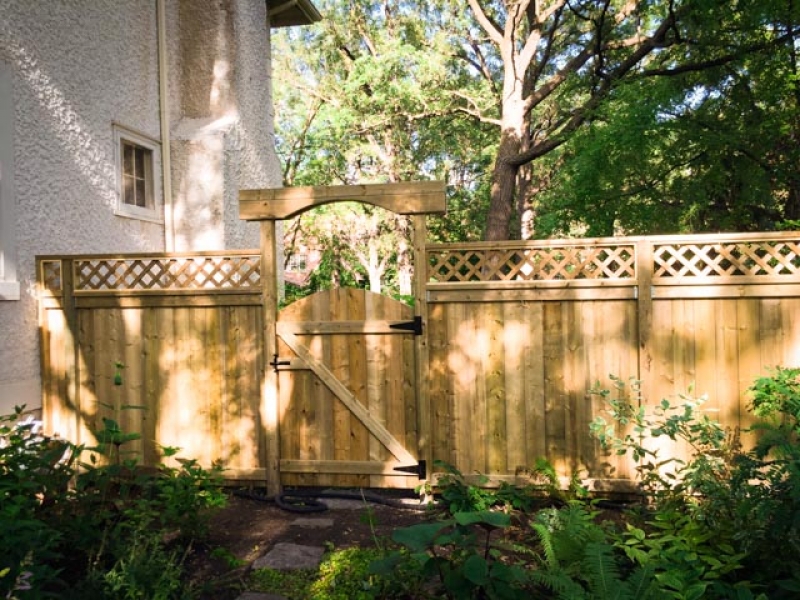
[
  {"x1": 424, "y1": 232, "x2": 800, "y2": 490},
  {"x1": 38, "y1": 254, "x2": 266, "y2": 479}
]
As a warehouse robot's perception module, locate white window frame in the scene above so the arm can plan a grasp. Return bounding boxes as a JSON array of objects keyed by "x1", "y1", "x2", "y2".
[
  {"x1": 113, "y1": 124, "x2": 163, "y2": 223},
  {"x1": 0, "y1": 62, "x2": 19, "y2": 301}
]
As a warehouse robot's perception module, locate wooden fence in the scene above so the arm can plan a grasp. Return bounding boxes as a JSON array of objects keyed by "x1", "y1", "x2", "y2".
[
  {"x1": 38, "y1": 231, "x2": 800, "y2": 491},
  {"x1": 38, "y1": 252, "x2": 267, "y2": 478}
]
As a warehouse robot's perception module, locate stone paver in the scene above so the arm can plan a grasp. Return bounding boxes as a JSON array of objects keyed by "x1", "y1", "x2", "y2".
[
  {"x1": 235, "y1": 593, "x2": 288, "y2": 600},
  {"x1": 252, "y1": 542, "x2": 326, "y2": 571}
]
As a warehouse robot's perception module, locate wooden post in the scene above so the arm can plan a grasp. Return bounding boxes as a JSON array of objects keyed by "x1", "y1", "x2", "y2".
[
  {"x1": 636, "y1": 238, "x2": 654, "y2": 406},
  {"x1": 63, "y1": 259, "x2": 81, "y2": 442},
  {"x1": 412, "y1": 215, "x2": 432, "y2": 486},
  {"x1": 260, "y1": 222, "x2": 281, "y2": 495}
]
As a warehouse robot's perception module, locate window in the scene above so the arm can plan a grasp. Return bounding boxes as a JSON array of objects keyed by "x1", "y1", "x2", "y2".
[
  {"x1": 0, "y1": 61, "x2": 19, "y2": 301},
  {"x1": 286, "y1": 253, "x2": 308, "y2": 272},
  {"x1": 114, "y1": 125, "x2": 162, "y2": 222}
]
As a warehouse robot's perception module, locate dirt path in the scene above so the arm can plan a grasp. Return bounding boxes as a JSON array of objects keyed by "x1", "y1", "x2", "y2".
[{"x1": 186, "y1": 491, "x2": 430, "y2": 598}]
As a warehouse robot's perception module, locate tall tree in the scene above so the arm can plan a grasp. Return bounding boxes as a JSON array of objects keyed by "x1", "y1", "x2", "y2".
[
  {"x1": 531, "y1": 1, "x2": 800, "y2": 236},
  {"x1": 273, "y1": 0, "x2": 495, "y2": 297},
  {"x1": 461, "y1": 0, "x2": 800, "y2": 240}
]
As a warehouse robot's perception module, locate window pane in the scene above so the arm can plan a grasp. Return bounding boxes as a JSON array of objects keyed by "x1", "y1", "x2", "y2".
[
  {"x1": 134, "y1": 147, "x2": 146, "y2": 180},
  {"x1": 123, "y1": 175, "x2": 134, "y2": 206},
  {"x1": 135, "y1": 178, "x2": 146, "y2": 207},
  {"x1": 123, "y1": 143, "x2": 134, "y2": 176},
  {"x1": 117, "y1": 130, "x2": 157, "y2": 217}
]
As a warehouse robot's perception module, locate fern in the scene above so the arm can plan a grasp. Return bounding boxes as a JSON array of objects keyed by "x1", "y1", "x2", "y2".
[
  {"x1": 532, "y1": 522, "x2": 558, "y2": 569},
  {"x1": 583, "y1": 542, "x2": 623, "y2": 598},
  {"x1": 625, "y1": 564, "x2": 657, "y2": 600},
  {"x1": 530, "y1": 566, "x2": 589, "y2": 599},
  {"x1": 530, "y1": 503, "x2": 658, "y2": 600}
]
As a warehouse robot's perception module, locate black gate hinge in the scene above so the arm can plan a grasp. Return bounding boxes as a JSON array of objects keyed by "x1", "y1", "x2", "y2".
[
  {"x1": 389, "y1": 316, "x2": 423, "y2": 336},
  {"x1": 393, "y1": 460, "x2": 427, "y2": 479}
]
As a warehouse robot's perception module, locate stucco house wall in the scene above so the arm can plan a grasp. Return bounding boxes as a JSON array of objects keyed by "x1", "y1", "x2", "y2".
[{"x1": 0, "y1": 0, "x2": 307, "y2": 414}]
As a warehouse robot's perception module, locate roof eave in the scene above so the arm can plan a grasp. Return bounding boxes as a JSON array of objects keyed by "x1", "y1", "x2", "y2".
[{"x1": 266, "y1": 0, "x2": 322, "y2": 28}]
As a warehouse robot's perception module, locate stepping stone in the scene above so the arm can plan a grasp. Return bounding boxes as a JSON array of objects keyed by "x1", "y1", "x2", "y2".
[
  {"x1": 290, "y1": 517, "x2": 334, "y2": 528},
  {"x1": 252, "y1": 542, "x2": 325, "y2": 571}
]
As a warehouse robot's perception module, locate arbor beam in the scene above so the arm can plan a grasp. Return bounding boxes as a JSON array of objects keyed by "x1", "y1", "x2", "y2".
[{"x1": 239, "y1": 181, "x2": 446, "y2": 220}]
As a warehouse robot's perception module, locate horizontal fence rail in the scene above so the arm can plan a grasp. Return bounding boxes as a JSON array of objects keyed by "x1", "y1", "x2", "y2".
[{"x1": 38, "y1": 231, "x2": 800, "y2": 491}]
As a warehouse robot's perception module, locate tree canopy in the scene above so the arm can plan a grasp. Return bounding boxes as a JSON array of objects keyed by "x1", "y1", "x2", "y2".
[{"x1": 273, "y1": 0, "x2": 800, "y2": 249}]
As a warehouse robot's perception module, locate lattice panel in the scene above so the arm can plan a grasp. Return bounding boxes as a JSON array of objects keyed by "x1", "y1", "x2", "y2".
[
  {"x1": 427, "y1": 245, "x2": 636, "y2": 283},
  {"x1": 653, "y1": 241, "x2": 800, "y2": 278},
  {"x1": 41, "y1": 260, "x2": 63, "y2": 293},
  {"x1": 74, "y1": 255, "x2": 262, "y2": 292}
]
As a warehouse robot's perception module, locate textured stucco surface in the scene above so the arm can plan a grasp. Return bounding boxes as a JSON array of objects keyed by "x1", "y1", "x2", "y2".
[
  {"x1": 171, "y1": 0, "x2": 280, "y2": 251},
  {"x1": 0, "y1": 0, "x2": 283, "y2": 413}
]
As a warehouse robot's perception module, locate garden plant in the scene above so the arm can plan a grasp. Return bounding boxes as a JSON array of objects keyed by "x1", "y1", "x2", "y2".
[{"x1": 0, "y1": 402, "x2": 226, "y2": 599}]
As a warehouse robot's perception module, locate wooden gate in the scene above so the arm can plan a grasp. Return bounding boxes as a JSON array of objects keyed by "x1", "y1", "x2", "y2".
[{"x1": 274, "y1": 287, "x2": 424, "y2": 488}]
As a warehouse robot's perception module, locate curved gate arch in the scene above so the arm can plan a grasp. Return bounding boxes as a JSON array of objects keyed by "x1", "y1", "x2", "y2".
[{"x1": 239, "y1": 181, "x2": 446, "y2": 493}]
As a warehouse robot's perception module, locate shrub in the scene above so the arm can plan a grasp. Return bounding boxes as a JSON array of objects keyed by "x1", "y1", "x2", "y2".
[
  {"x1": 0, "y1": 405, "x2": 226, "y2": 599},
  {"x1": 591, "y1": 369, "x2": 800, "y2": 597}
]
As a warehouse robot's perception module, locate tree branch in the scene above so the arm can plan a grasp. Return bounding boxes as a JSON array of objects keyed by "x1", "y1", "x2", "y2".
[{"x1": 466, "y1": 0, "x2": 504, "y2": 46}]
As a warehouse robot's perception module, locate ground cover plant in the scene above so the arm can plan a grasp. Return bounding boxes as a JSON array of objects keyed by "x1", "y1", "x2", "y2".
[{"x1": 0, "y1": 405, "x2": 226, "y2": 599}]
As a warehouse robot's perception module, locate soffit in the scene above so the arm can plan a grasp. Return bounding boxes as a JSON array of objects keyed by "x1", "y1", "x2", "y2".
[{"x1": 266, "y1": 0, "x2": 322, "y2": 27}]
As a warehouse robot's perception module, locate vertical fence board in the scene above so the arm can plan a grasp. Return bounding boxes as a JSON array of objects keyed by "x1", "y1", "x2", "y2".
[
  {"x1": 525, "y1": 302, "x2": 546, "y2": 464},
  {"x1": 470, "y1": 305, "x2": 488, "y2": 474},
  {"x1": 503, "y1": 301, "x2": 527, "y2": 472},
  {"x1": 485, "y1": 301, "x2": 506, "y2": 475},
  {"x1": 428, "y1": 302, "x2": 451, "y2": 466},
  {"x1": 543, "y1": 302, "x2": 567, "y2": 474},
  {"x1": 142, "y1": 307, "x2": 160, "y2": 467}
]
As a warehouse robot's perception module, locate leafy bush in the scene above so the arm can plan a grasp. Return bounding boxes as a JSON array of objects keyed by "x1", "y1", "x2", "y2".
[
  {"x1": 0, "y1": 407, "x2": 76, "y2": 595},
  {"x1": 591, "y1": 369, "x2": 800, "y2": 597},
  {"x1": 530, "y1": 502, "x2": 656, "y2": 600},
  {"x1": 0, "y1": 405, "x2": 226, "y2": 599},
  {"x1": 371, "y1": 509, "x2": 530, "y2": 599},
  {"x1": 433, "y1": 459, "x2": 562, "y2": 514}
]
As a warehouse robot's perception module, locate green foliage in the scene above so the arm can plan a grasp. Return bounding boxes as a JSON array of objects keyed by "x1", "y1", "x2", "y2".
[
  {"x1": 591, "y1": 368, "x2": 800, "y2": 597},
  {"x1": 531, "y1": 2, "x2": 800, "y2": 238},
  {"x1": 249, "y1": 547, "x2": 388, "y2": 600},
  {"x1": 433, "y1": 459, "x2": 561, "y2": 514},
  {"x1": 0, "y1": 404, "x2": 226, "y2": 599},
  {"x1": 0, "y1": 406, "x2": 74, "y2": 596},
  {"x1": 530, "y1": 503, "x2": 657, "y2": 600},
  {"x1": 371, "y1": 509, "x2": 530, "y2": 599},
  {"x1": 590, "y1": 376, "x2": 730, "y2": 500}
]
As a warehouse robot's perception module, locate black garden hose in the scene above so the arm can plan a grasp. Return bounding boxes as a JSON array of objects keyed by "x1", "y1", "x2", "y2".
[{"x1": 232, "y1": 487, "x2": 434, "y2": 513}]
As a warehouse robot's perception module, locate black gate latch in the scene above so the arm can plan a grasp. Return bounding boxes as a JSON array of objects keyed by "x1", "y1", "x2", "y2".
[
  {"x1": 389, "y1": 316, "x2": 423, "y2": 336},
  {"x1": 269, "y1": 354, "x2": 290, "y2": 372}
]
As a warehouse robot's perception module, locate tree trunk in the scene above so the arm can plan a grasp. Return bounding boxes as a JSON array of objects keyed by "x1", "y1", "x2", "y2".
[{"x1": 485, "y1": 96, "x2": 526, "y2": 241}]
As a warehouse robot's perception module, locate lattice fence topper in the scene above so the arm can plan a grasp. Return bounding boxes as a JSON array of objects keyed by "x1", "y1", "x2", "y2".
[
  {"x1": 73, "y1": 255, "x2": 262, "y2": 292},
  {"x1": 427, "y1": 244, "x2": 636, "y2": 283},
  {"x1": 41, "y1": 260, "x2": 63, "y2": 293},
  {"x1": 653, "y1": 240, "x2": 800, "y2": 279}
]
